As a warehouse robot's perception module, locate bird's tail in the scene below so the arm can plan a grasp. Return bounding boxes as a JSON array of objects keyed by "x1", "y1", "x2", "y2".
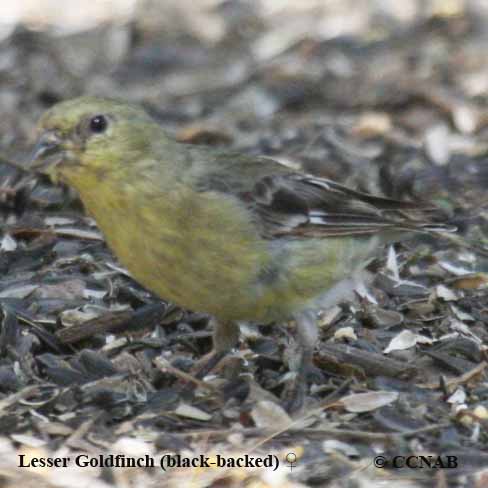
[{"x1": 407, "y1": 222, "x2": 458, "y2": 233}]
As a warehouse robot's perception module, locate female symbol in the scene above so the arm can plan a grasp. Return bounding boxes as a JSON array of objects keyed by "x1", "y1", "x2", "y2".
[{"x1": 285, "y1": 452, "x2": 297, "y2": 472}]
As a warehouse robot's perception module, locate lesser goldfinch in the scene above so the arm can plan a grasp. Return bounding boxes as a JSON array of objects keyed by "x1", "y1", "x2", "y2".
[{"x1": 31, "y1": 97, "x2": 453, "y2": 411}]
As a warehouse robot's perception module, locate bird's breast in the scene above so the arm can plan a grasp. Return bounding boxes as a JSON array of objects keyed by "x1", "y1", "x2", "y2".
[{"x1": 80, "y1": 181, "x2": 269, "y2": 320}]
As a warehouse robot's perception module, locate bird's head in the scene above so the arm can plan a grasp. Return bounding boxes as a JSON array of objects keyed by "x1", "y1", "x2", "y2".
[{"x1": 31, "y1": 97, "x2": 160, "y2": 184}]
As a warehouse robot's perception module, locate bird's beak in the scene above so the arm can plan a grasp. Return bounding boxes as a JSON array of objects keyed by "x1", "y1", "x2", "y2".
[{"x1": 30, "y1": 130, "x2": 63, "y2": 172}]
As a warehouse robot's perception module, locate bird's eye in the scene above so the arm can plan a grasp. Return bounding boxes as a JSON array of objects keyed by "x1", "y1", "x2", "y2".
[{"x1": 89, "y1": 115, "x2": 108, "y2": 134}]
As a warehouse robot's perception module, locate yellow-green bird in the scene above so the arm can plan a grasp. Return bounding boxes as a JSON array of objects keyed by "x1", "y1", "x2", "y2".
[{"x1": 31, "y1": 97, "x2": 453, "y2": 410}]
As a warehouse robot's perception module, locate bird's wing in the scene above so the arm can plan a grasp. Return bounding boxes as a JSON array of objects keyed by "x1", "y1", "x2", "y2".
[
  {"x1": 242, "y1": 173, "x2": 455, "y2": 238},
  {"x1": 190, "y1": 148, "x2": 453, "y2": 239}
]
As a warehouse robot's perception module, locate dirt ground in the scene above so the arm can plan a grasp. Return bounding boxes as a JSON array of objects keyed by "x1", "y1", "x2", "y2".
[{"x1": 0, "y1": 1, "x2": 487, "y2": 487}]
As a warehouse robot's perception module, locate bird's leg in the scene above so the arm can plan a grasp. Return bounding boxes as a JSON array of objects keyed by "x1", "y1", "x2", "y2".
[
  {"x1": 282, "y1": 310, "x2": 323, "y2": 412},
  {"x1": 191, "y1": 318, "x2": 240, "y2": 380}
]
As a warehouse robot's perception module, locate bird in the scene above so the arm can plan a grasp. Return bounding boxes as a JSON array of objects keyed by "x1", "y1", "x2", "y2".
[{"x1": 31, "y1": 97, "x2": 454, "y2": 411}]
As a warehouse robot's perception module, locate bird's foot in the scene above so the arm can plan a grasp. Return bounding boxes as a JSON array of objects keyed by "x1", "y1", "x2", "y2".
[
  {"x1": 281, "y1": 375, "x2": 307, "y2": 413},
  {"x1": 177, "y1": 350, "x2": 227, "y2": 398},
  {"x1": 305, "y1": 362, "x2": 326, "y2": 384},
  {"x1": 281, "y1": 361, "x2": 326, "y2": 413}
]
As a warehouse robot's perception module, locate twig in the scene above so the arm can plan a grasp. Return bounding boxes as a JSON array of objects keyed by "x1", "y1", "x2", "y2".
[
  {"x1": 0, "y1": 156, "x2": 30, "y2": 173},
  {"x1": 419, "y1": 361, "x2": 487, "y2": 390},
  {"x1": 172, "y1": 422, "x2": 449, "y2": 442},
  {"x1": 154, "y1": 356, "x2": 219, "y2": 394}
]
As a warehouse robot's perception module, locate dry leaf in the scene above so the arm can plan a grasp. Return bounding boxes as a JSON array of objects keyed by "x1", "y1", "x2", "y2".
[
  {"x1": 352, "y1": 111, "x2": 392, "y2": 137},
  {"x1": 333, "y1": 326, "x2": 357, "y2": 341},
  {"x1": 1, "y1": 233, "x2": 17, "y2": 251},
  {"x1": 251, "y1": 400, "x2": 292, "y2": 430},
  {"x1": 384, "y1": 329, "x2": 433, "y2": 353},
  {"x1": 450, "y1": 273, "x2": 488, "y2": 290},
  {"x1": 435, "y1": 284, "x2": 458, "y2": 302},
  {"x1": 447, "y1": 388, "x2": 466, "y2": 404},
  {"x1": 340, "y1": 391, "x2": 399, "y2": 413},
  {"x1": 174, "y1": 403, "x2": 212, "y2": 421}
]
